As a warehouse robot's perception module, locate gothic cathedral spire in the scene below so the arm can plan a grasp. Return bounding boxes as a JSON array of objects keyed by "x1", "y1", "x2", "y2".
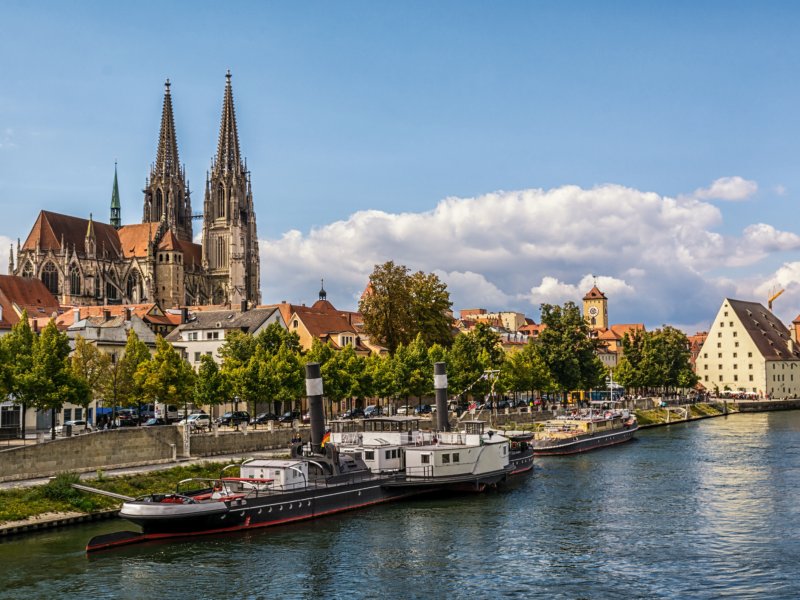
[
  {"x1": 110, "y1": 162, "x2": 121, "y2": 229},
  {"x1": 142, "y1": 79, "x2": 193, "y2": 242},
  {"x1": 201, "y1": 71, "x2": 261, "y2": 306}
]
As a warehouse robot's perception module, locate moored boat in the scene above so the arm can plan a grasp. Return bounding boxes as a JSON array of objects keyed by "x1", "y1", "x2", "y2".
[{"x1": 532, "y1": 407, "x2": 638, "y2": 456}]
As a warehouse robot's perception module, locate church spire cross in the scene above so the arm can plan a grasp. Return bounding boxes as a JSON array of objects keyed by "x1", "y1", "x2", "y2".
[
  {"x1": 215, "y1": 70, "x2": 242, "y2": 174},
  {"x1": 155, "y1": 78, "x2": 180, "y2": 178}
]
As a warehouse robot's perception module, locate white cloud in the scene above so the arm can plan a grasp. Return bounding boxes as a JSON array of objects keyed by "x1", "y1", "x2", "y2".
[
  {"x1": 260, "y1": 183, "x2": 800, "y2": 329},
  {"x1": 693, "y1": 176, "x2": 758, "y2": 201}
]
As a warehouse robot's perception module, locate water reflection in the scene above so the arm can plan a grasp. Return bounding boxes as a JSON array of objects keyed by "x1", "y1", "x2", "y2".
[{"x1": 2, "y1": 413, "x2": 800, "y2": 599}]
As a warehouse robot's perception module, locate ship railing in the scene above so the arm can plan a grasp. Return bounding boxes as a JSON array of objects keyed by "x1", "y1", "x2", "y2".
[{"x1": 404, "y1": 465, "x2": 434, "y2": 479}]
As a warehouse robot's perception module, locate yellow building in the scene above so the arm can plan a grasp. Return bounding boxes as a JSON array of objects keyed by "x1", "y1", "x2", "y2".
[{"x1": 583, "y1": 285, "x2": 608, "y2": 330}]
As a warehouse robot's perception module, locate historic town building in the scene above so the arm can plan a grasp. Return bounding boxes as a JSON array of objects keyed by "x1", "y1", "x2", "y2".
[
  {"x1": 696, "y1": 298, "x2": 800, "y2": 398},
  {"x1": 9, "y1": 73, "x2": 261, "y2": 309}
]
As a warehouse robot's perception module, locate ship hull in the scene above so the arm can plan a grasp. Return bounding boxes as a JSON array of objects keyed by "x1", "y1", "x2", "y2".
[{"x1": 87, "y1": 477, "x2": 420, "y2": 552}]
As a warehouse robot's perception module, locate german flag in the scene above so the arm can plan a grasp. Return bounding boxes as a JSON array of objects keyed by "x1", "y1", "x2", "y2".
[{"x1": 321, "y1": 431, "x2": 331, "y2": 447}]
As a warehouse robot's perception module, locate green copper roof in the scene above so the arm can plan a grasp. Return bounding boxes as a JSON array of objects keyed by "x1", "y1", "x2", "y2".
[{"x1": 111, "y1": 163, "x2": 121, "y2": 209}]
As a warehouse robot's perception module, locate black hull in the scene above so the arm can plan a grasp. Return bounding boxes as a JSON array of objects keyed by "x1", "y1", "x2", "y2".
[
  {"x1": 87, "y1": 477, "x2": 420, "y2": 552},
  {"x1": 509, "y1": 448, "x2": 534, "y2": 475},
  {"x1": 533, "y1": 425, "x2": 638, "y2": 456}
]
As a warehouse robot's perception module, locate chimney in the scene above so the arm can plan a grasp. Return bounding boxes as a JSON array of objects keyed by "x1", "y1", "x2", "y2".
[
  {"x1": 103, "y1": 309, "x2": 111, "y2": 322},
  {"x1": 789, "y1": 338, "x2": 796, "y2": 354},
  {"x1": 240, "y1": 300, "x2": 248, "y2": 312},
  {"x1": 73, "y1": 307, "x2": 80, "y2": 323},
  {"x1": 124, "y1": 307, "x2": 132, "y2": 321},
  {"x1": 181, "y1": 307, "x2": 188, "y2": 324}
]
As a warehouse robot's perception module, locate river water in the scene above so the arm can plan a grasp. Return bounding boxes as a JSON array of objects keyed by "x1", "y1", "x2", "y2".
[{"x1": 1, "y1": 412, "x2": 799, "y2": 600}]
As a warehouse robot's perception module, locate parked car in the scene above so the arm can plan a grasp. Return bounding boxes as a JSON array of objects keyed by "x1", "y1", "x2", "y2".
[
  {"x1": 251, "y1": 412, "x2": 278, "y2": 425},
  {"x1": 51, "y1": 420, "x2": 92, "y2": 435},
  {"x1": 364, "y1": 405, "x2": 383, "y2": 418},
  {"x1": 277, "y1": 411, "x2": 300, "y2": 424},
  {"x1": 341, "y1": 408, "x2": 365, "y2": 420},
  {"x1": 414, "y1": 404, "x2": 432, "y2": 415},
  {"x1": 396, "y1": 405, "x2": 412, "y2": 416},
  {"x1": 178, "y1": 413, "x2": 211, "y2": 430},
  {"x1": 215, "y1": 411, "x2": 251, "y2": 427},
  {"x1": 115, "y1": 409, "x2": 139, "y2": 427},
  {"x1": 142, "y1": 418, "x2": 168, "y2": 427}
]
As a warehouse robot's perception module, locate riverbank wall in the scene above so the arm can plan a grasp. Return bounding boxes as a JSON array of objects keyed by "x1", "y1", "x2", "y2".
[{"x1": 0, "y1": 426, "x2": 298, "y2": 483}]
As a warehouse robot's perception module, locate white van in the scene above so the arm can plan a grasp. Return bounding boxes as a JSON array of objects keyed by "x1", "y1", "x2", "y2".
[{"x1": 154, "y1": 403, "x2": 179, "y2": 423}]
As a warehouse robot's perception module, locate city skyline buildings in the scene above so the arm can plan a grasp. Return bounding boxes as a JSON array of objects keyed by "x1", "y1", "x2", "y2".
[{"x1": 2, "y1": 2, "x2": 800, "y2": 331}]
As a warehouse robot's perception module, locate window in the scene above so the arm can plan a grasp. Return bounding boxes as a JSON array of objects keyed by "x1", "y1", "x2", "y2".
[
  {"x1": 733, "y1": 332, "x2": 738, "y2": 338},
  {"x1": 735, "y1": 342, "x2": 739, "y2": 347},
  {"x1": 719, "y1": 375, "x2": 723, "y2": 381},
  {"x1": 718, "y1": 332, "x2": 722, "y2": 338},
  {"x1": 703, "y1": 353, "x2": 708, "y2": 359},
  {"x1": 717, "y1": 343, "x2": 721, "y2": 348},
  {"x1": 385, "y1": 450, "x2": 391, "y2": 460},
  {"x1": 704, "y1": 375, "x2": 709, "y2": 381},
  {"x1": 42, "y1": 262, "x2": 59, "y2": 294},
  {"x1": 748, "y1": 364, "x2": 753, "y2": 369},
  {"x1": 749, "y1": 375, "x2": 754, "y2": 381},
  {"x1": 69, "y1": 265, "x2": 81, "y2": 295},
  {"x1": 194, "y1": 352, "x2": 201, "y2": 362},
  {"x1": 704, "y1": 365, "x2": 708, "y2": 370},
  {"x1": 22, "y1": 262, "x2": 33, "y2": 278},
  {"x1": 421, "y1": 454, "x2": 430, "y2": 464},
  {"x1": 365, "y1": 451, "x2": 374, "y2": 460},
  {"x1": 724, "y1": 311, "x2": 729, "y2": 316},
  {"x1": 730, "y1": 322, "x2": 734, "y2": 327},
  {"x1": 720, "y1": 322, "x2": 724, "y2": 328},
  {"x1": 442, "y1": 454, "x2": 450, "y2": 464},
  {"x1": 734, "y1": 375, "x2": 738, "y2": 381},
  {"x1": 718, "y1": 353, "x2": 722, "y2": 358},
  {"x1": 453, "y1": 453, "x2": 460, "y2": 463},
  {"x1": 718, "y1": 365, "x2": 723, "y2": 370},
  {"x1": 733, "y1": 353, "x2": 737, "y2": 358},
  {"x1": 733, "y1": 364, "x2": 738, "y2": 370},
  {"x1": 748, "y1": 352, "x2": 753, "y2": 357}
]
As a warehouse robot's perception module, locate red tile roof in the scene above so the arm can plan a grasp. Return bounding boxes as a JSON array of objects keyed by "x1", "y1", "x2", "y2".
[
  {"x1": 583, "y1": 286, "x2": 606, "y2": 300},
  {"x1": 117, "y1": 223, "x2": 159, "y2": 258},
  {"x1": 0, "y1": 275, "x2": 60, "y2": 329},
  {"x1": 22, "y1": 211, "x2": 121, "y2": 257}
]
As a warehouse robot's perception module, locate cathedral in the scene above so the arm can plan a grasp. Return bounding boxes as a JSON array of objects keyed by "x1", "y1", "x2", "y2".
[{"x1": 9, "y1": 72, "x2": 261, "y2": 308}]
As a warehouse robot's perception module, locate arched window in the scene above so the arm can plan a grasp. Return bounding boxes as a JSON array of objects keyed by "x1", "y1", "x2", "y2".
[
  {"x1": 155, "y1": 189, "x2": 163, "y2": 220},
  {"x1": 217, "y1": 184, "x2": 225, "y2": 219},
  {"x1": 41, "y1": 262, "x2": 59, "y2": 294},
  {"x1": 106, "y1": 272, "x2": 118, "y2": 301},
  {"x1": 126, "y1": 270, "x2": 142, "y2": 302},
  {"x1": 22, "y1": 262, "x2": 33, "y2": 278},
  {"x1": 69, "y1": 265, "x2": 81, "y2": 295}
]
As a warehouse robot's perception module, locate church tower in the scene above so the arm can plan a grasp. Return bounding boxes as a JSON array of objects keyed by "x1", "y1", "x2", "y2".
[
  {"x1": 110, "y1": 162, "x2": 121, "y2": 229},
  {"x1": 142, "y1": 80, "x2": 193, "y2": 242},
  {"x1": 201, "y1": 71, "x2": 261, "y2": 306},
  {"x1": 583, "y1": 284, "x2": 608, "y2": 331}
]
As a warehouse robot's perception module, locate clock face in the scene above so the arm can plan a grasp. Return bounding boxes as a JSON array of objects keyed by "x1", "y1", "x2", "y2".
[{"x1": 588, "y1": 306, "x2": 599, "y2": 317}]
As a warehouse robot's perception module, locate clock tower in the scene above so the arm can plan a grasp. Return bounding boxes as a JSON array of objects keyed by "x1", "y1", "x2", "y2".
[{"x1": 583, "y1": 285, "x2": 608, "y2": 330}]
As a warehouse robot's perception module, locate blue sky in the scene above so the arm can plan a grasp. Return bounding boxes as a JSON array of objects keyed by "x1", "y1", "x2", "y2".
[{"x1": 2, "y1": 1, "x2": 800, "y2": 330}]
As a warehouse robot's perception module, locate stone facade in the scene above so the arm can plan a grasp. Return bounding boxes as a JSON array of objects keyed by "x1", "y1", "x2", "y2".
[{"x1": 10, "y1": 74, "x2": 260, "y2": 309}]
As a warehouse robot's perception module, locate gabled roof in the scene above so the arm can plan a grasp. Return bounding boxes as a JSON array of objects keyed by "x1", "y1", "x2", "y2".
[
  {"x1": 0, "y1": 275, "x2": 60, "y2": 329},
  {"x1": 22, "y1": 211, "x2": 121, "y2": 256},
  {"x1": 177, "y1": 239, "x2": 202, "y2": 267},
  {"x1": 726, "y1": 298, "x2": 800, "y2": 361},
  {"x1": 583, "y1": 286, "x2": 606, "y2": 300},
  {"x1": 609, "y1": 323, "x2": 645, "y2": 338},
  {"x1": 165, "y1": 307, "x2": 279, "y2": 340}
]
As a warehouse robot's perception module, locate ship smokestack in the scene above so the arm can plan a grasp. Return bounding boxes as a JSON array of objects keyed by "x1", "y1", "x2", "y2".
[
  {"x1": 305, "y1": 362, "x2": 325, "y2": 453},
  {"x1": 434, "y1": 362, "x2": 450, "y2": 431}
]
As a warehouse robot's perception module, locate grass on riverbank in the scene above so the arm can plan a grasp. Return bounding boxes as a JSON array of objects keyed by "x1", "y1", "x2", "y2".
[
  {"x1": 635, "y1": 403, "x2": 732, "y2": 426},
  {"x1": 0, "y1": 462, "x2": 237, "y2": 524}
]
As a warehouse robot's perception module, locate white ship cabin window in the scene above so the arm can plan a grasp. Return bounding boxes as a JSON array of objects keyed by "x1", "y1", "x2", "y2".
[
  {"x1": 421, "y1": 454, "x2": 430, "y2": 464},
  {"x1": 453, "y1": 453, "x2": 460, "y2": 463},
  {"x1": 365, "y1": 451, "x2": 375, "y2": 461},
  {"x1": 442, "y1": 454, "x2": 450, "y2": 464},
  {"x1": 503, "y1": 446, "x2": 507, "y2": 455}
]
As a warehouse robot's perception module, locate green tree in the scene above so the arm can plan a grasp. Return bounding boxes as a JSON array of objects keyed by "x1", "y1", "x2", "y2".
[
  {"x1": 254, "y1": 322, "x2": 301, "y2": 355},
  {"x1": 538, "y1": 302, "x2": 605, "y2": 402},
  {"x1": 270, "y1": 345, "x2": 304, "y2": 415},
  {"x1": 447, "y1": 332, "x2": 488, "y2": 401},
  {"x1": 365, "y1": 353, "x2": 393, "y2": 402},
  {"x1": 408, "y1": 270, "x2": 454, "y2": 348},
  {"x1": 359, "y1": 261, "x2": 453, "y2": 354},
  {"x1": 136, "y1": 336, "x2": 195, "y2": 419},
  {"x1": 117, "y1": 329, "x2": 152, "y2": 419},
  {"x1": 28, "y1": 321, "x2": 90, "y2": 438},
  {"x1": 1, "y1": 311, "x2": 35, "y2": 435},
  {"x1": 193, "y1": 354, "x2": 228, "y2": 414},
  {"x1": 392, "y1": 334, "x2": 432, "y2": 408},
  {"x1": 71, "y1": 335, "x2": 112, "y2": 418}
]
